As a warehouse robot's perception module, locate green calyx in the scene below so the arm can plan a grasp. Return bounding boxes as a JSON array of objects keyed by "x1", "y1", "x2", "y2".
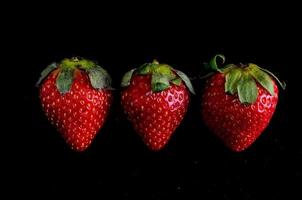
[
  {"x1": 121, "y1": 60, "x2": 195, "y2": 94},
  {"x1": 36, "y1": 57, "x2": 112, "y2": 94},
  {"x1": 206, "y1": 54, "x2": 286, "y2": 104},
  {"x1": 60, "y1": 57, "x2": 96, "y2": 70}
]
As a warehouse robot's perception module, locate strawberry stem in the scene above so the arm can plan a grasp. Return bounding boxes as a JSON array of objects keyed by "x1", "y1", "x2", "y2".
[
  {"x1": 60, "y1": 57, "x2": 96, "y2": 70},
  {"x1": 72, "y1": 57, "x2": 79, "y2": 62},
  {"x1": 152, "y1": 59, "x2": 159, "y2": 65},
  {"x1": 209, "y1": 54, "x2": 225, "y2": 72}
]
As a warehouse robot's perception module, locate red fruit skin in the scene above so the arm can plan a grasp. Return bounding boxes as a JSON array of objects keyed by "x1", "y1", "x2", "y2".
[
  {"x1": 201, "y1": 73, "x2": 278, "y2": 152},
  {"x1": 40, "y1": 70, "x2": 112, "y2": 152},
  {"x1": 121, "y1": 75, "x2": 189, "y2": 151}
]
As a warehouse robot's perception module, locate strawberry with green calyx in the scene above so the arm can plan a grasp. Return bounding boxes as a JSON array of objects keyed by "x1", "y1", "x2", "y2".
[
  {"x1": 121, "y1": 60, "x2": 195, "y2": 151},
  {"x1": 37, "y1": 57, "x2": 113, "y2": 152},
  {"x1": 201, "y1": 55, "x2": 285, "y2": 152}
]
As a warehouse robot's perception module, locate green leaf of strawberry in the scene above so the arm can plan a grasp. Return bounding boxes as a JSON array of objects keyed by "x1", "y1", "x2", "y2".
[
  {"x1": 204, "y1": 55, "x2": 285, "y2": 104},
  {"x1": 248, "y1": 63, "x2": 274, "y2": 96},
  {"x1": 225, "y1": 68, "x2": 242, "y2": 94},
  {"x1": 174, "y1": 70, "x2": 195, "y2": 95},
  {"x1": 151, "y1": 72, "x2": 170, "y2": 92},
  {"x1": 37, "y1": 57, "x2": 112, "y2": 94},
  {"x1": 121, "y1": 60, "x2": 195, "y2": 94},
  {"x1": 137, "y1": 63, "x2": 151, "y2": 74},
  {"x1": 171, "y1": 78, "x2": 182, "y2": 86},
  {"x1": 87, "y1": 65, "x2": 112, "y2": 89},
  {"x1": 237, "y1": 72, "x2": 258, "y2": 103},
  {"x1": 152, "y1": 63, "x2": 176, "y2": 80},
  {"x1": 56, "y1": 69, "x2": 74, "y2": 94},
  {"x1": 121, "y1": 68, "x2": 137, "y2": 87},
  {"x1": 36, "y1": 63, "x2": 57, "y2": 86}
]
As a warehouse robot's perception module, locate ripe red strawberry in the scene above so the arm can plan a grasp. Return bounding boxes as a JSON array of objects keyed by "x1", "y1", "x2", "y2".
[
  {"x1": 121, "y1": 60, "x2": 195, "y2": 151},
  {"x1": 201, "y1": 55, "x2": 285, "y2": 152},
  {"x1": 36, "y1": 57, "x2": 113, "y2": 152}
]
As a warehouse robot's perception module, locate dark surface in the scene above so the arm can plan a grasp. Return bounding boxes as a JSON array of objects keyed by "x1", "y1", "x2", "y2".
[{"x1": 8, "y1": 4, "x2": 300, "y2": 199}]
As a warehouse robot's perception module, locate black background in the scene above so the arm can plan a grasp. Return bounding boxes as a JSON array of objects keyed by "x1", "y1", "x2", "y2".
[{"x1": 7, "y1": 2, "x2": 301, "y2": 199}]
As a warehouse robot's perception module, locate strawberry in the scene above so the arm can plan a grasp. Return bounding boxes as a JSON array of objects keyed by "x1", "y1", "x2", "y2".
[
  {"x1": 201, "y1": 55, "x2": 285, "y2": 152},
  {"x1": 36, "y1": 57, "x2": 113, "y2": 152},
  {"x1": 121, "y1": 60, "x2": 195, "y2": 151}
]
